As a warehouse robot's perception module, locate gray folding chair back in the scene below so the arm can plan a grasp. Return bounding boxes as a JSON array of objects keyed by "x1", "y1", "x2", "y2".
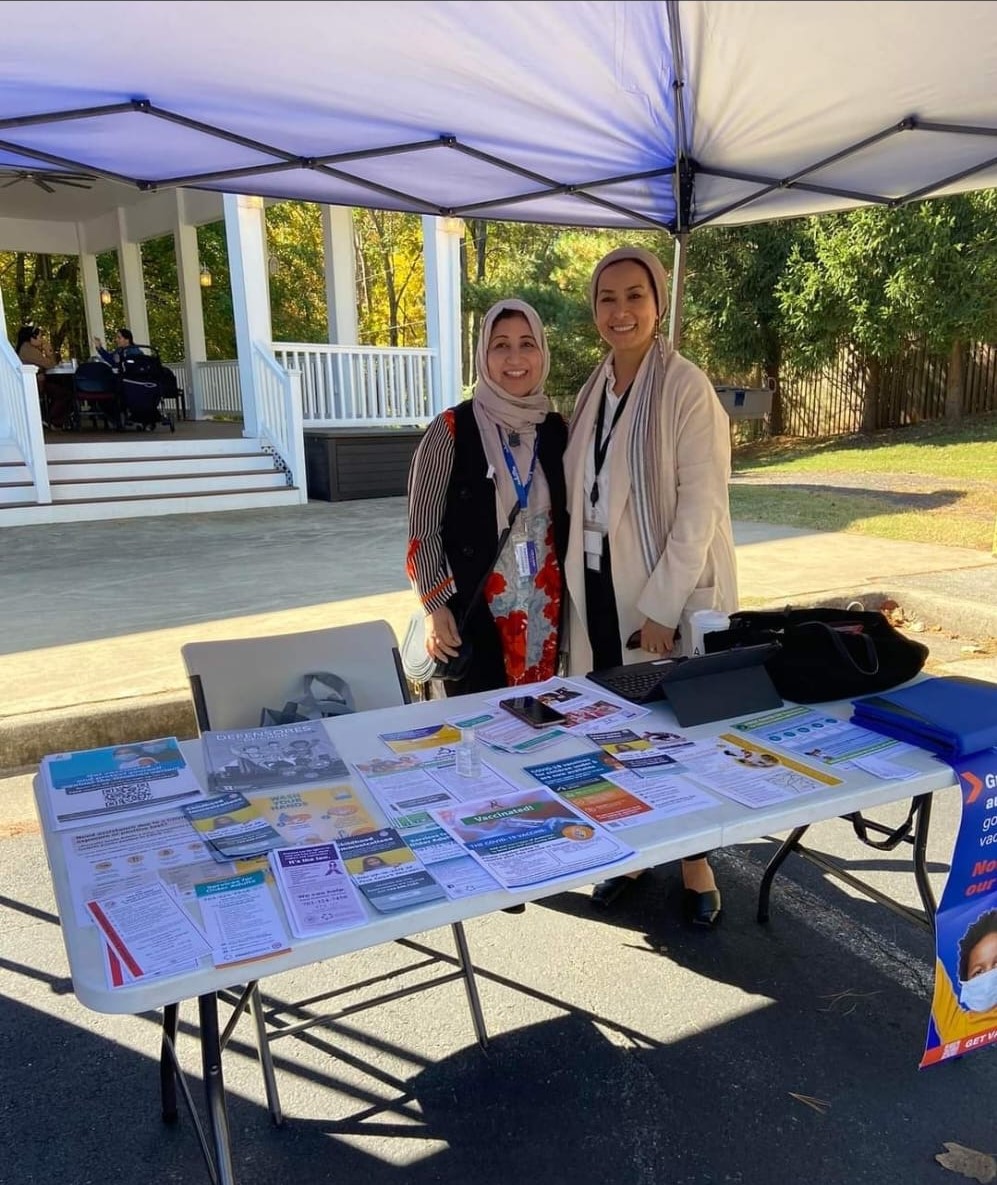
[
  {"x1": 181, "y1": 620, "x2": 409, "y2": 733},
  {"x1": 178, "y1": 619, "x2": 485, "y2": 1130}
]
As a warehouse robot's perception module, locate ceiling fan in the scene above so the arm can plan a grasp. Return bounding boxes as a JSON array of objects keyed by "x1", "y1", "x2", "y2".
[{"x1": 0, "y1": 169, "x2": 97, "y2": 193}]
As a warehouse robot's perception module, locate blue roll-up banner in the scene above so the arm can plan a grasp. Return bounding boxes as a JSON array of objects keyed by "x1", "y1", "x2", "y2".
[{"x1": 922, "y1": 748, "x2": 997, "y2": 1067}]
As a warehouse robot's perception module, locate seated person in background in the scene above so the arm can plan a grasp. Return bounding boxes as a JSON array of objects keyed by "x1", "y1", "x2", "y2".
[
  {"x1": 94, "y1": 327, "x2": 142, "y2": 367},
  {"x1": 16, "y1": 324, "x2": 69, "y2": 428}
]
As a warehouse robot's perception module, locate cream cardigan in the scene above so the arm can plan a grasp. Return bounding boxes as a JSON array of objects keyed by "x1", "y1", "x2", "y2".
[{"x1": 563, "y1": 345, "x2": 738, "y2": 674}]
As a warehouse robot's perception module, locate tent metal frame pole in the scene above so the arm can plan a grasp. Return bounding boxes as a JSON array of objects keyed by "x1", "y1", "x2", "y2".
[{"x1": 668, "y1": 232, "x2": 688, "y2": 349}]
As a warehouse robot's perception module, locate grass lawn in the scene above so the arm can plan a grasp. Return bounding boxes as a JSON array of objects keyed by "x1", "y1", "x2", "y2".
[{"x1": 729, "y1": 412, "x2": 997, "y2": 552}]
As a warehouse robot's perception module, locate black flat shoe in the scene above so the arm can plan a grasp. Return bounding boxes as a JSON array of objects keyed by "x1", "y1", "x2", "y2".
[
  {"x1": 501, "y1": 904, "x2": 526, "y2": 914},
  {"x1": 591, "y1": 871, "x2": 646, "y2": 909},
  {"x1": 683, "y1": 888, "x2": 723, "y2": 929}
]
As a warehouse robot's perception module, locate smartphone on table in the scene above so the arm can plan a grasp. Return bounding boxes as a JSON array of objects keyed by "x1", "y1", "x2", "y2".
[{"x1": 498, "y1": 695, "x2": 568, "y2": 729}]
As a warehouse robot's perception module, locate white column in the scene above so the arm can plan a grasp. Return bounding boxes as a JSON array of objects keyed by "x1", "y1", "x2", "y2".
[
  {"x1": 172, "y1": 192, "x2": 208, "y2": 419},
  {"x1": 77, "y1": 247, "x2": 106, "y2": 355},
  {"x1": 422, "y1": 215, "x2": 464, "y2": 414},
  {"x1": 115, "y1": 208, "x2": 150, "y2": 347},
  {"x1": 320, "y1": 205, "x2": 358, "y2": 344},
  {"x1": 224, "y1": 193, "x2": 273, "y2": 437}
]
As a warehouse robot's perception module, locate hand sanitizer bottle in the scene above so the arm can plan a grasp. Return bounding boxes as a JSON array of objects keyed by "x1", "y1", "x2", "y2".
[{"x1": 455, "y1": 727, "x2": 482, "y2": 779}]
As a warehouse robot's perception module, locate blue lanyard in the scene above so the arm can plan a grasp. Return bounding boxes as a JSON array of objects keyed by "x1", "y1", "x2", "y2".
[{"x1": 498, "y1": 428, "x2": 539, "y2": 511}]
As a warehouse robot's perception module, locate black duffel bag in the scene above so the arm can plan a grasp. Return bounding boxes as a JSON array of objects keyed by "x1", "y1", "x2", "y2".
[{"x1": 704, "y1": 606, "x2": 929, "y2": 703}]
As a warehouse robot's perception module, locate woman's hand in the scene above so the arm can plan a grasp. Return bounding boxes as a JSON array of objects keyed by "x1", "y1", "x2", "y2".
[
  {"x1": 640, "y1": 618, "x2": 676, "y2": 655},
  {"x1": 425, "y1": 607, "x2": 462, "y2": 660}
]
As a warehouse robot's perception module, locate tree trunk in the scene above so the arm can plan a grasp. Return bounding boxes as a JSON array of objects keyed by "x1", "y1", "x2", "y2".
[
  {"x1": 761, "y1": 334, "x2": 783, "y2": 436},
  {"x1": 945, "y1": 339, "x2": 965, "y2": 422},
  {"x1": 862, "y1": 356, "x2": 881, "y2": 433}
]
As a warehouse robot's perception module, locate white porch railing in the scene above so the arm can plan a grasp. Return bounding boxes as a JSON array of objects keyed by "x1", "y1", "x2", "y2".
[
  {"x1": 273, "y1": 343, "x2": 436, "y2": 425},
  {"x1": 252, "y1": 342, "x2": 307, "y2": 502},
  {"x1": 0, "y1": 344, "x2": 50, "y2": 504},
  {"x1": 197, "y1": 359, "x2": 243, "y2": 415},
  {"x1": 176, "y1": 346, "x2": 438, "y2": 424}
]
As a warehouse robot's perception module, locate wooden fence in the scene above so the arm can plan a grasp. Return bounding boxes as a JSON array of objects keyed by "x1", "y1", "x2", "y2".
[{"x1": 777, "y1": 341, "x2": 997, "y2": 438}]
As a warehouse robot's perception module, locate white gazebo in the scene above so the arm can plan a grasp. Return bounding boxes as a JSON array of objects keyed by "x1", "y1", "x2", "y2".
[{"x1": 0, "y1": 175, "x2": 463, "y2": 525}]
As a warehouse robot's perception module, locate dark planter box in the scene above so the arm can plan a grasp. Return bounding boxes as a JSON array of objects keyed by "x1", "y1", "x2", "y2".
[{"x1": 304, "y1": 427, "x2": 425, "y2": 502}]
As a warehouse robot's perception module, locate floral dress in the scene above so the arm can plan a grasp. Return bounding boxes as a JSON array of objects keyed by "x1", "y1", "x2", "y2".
[{"x1": 485, "y1": 505, "x2": 562, "y2": 685}]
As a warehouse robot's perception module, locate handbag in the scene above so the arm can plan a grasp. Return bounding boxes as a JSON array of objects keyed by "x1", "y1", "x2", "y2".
[
  {"x1": 401, "y1": 504, "x2": 521, "y2": 685},
  {"x1": 706, "y1": 606, "x2": 929, "y2": 703}
]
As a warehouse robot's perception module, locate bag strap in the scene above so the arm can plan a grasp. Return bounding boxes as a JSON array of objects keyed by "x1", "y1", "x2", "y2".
[
  {"x1": 802, "y1": 619, "x2": 880, "y2": 676},
  {"x1": 455, "y1": 503, "x2": 521, "y2": 632}
]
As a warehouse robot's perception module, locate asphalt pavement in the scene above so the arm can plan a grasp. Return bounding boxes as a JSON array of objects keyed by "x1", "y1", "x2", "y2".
[{"x1": 3, "y1": 500, "x2": 997, "y2": 1185}]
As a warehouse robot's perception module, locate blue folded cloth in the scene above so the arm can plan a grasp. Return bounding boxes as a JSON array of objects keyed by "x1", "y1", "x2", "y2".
[{"x1": 851, "y1": 675, "x2": 997, "y2": 760}]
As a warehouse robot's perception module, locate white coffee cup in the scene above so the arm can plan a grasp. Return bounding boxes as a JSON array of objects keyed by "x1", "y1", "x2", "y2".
[{"x1": 689, "y1": 609, "x2": 731, "y2": 656}]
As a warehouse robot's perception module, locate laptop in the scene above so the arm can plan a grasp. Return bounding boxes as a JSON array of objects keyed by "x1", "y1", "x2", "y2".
[{"x1": 587, "y1": 642, "x2": 783, "y2": 727}]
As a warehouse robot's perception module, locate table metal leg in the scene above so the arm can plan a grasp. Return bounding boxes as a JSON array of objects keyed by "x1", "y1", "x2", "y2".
[
  {"x1": 757, "y1": 825, "x2": 809, "y2": 924},
  {"x1": 199, "y1": 993, "x2": 237, "y2": 1185},
  {"x1": 160, "y1": 1003, "x2": 180, "y2": 1123},
  {"x1": 911, "y1": 793, "x2": 937, "y2": 934},
  {"x1": 249, "y1": 983, "x2": 284, "y2": 1126},
  {"x1": 451, "y1": 922, "x2": 488, "y2": 1048}
]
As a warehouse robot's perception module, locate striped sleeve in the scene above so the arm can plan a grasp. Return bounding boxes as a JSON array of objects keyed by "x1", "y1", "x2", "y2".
[{"x1": 406, "y1": 409, "x2": 458, "y2": 612}]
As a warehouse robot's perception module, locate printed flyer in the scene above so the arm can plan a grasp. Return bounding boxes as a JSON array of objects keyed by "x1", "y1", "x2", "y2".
[
  {"x1": 40, "y1": 737, "x2": 202, "y2": 829},
  {"x1": 430, "y1": 786, "x2": 634, "y2": 889}
]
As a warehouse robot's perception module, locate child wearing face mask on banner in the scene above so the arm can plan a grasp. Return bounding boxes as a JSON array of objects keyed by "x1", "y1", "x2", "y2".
[{"x1": 921, "y1": 749, "x2": 997, "y2": 1066}]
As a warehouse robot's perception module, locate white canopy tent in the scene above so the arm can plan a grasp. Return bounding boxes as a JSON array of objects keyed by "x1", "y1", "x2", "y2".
[
  {"x1": 3, "y1": 0, "x2": 997, "y2": 526},
  {"x1": 2, "y1": 0, "x2": 997, "y2": 233}
]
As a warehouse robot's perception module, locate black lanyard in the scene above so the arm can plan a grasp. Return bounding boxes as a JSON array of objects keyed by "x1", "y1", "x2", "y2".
[{"x1": 590, "y1": 382, "x2": 631, "y2": 507}]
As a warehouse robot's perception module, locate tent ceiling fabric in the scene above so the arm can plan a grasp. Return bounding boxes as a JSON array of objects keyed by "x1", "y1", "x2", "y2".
[{"x1": 1, "y1": 0, "x2": 997, "y2": 232}]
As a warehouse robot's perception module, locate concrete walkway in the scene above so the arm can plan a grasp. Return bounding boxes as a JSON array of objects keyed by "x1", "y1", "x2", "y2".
[{"x1": 3, "y1": 499, "x2": 996, "y2": 768}]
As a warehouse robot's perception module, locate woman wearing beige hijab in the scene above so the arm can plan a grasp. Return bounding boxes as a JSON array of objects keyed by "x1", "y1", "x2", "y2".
[
  {"x1": 406, "y1": 299, "x2": 568, "y2": 696},
  {"x1": 564, "y1": 246, "x2": 738, "y2": 926}
]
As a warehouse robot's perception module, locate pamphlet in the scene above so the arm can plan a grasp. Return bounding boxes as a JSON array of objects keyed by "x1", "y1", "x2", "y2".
[
  {"x1": 448, "y1": 709, "x2": 569, "y2": 756},
  {"x1": 337, "y1": 827, "x2": 447, "y2": 911},
  {"x1": 677, "y1": 735, "x2": 842, "y2": 808},
  {"x1": 269, "y1": 843, "x2": 369, "y2": 936},
  {"x1": 252, "y1": 783, "x2": 379, "y2": 843},
  {"x1": 376, "y1": 722, "x2": 462, "y2": 756},
  {"x1": 202, "y1": 721, "x2": 348, "y2": 793},
  {"x1": 40, "y1": 737, "x2": 203, "y2": 830},
  {"x1": 194, "y1": 870, "x2": 291, "y2": 967},
  {"x1": 586, "y1": 727, "x2": 695, "y2": 777},
  {"x1": 62, "y1": 813, "x2": 232, "y2": 927},
  {"x1": 86, "y1": 881, "x2": 211, "y2": 981},
  {"x1": 181, "y1": 791, "x2": 286, "y2": 863},
  {"x1": 729, "y1": 705, "x2": 912, "y2": 768},
  {"x1": 487, "y1": 678, "x2": 649, "y2": 733},
  {"x1": 523, "y1": 752, "x2": 657, "y2": 830},
  {"x1": 526, "y1": 750, "x2": 718, "y2": 828},
  {"x1": 429, "y1": 787, "x2": 634, "y2": 889}
]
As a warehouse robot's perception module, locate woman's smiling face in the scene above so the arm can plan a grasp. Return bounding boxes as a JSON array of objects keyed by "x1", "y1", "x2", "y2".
[
  {"x1": 485, "y1": 312, "x2": 542, "y2": 397},
  {"x1": 593, "y1": 259, "x2": 659, "y2": 360}
]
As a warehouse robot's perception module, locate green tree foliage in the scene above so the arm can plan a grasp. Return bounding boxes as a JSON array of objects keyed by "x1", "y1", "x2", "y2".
[
  {"x1": 353, "y1": 210, "x2": 425, "y2": 347},
  {"x1": 682, "y1": 222, "x2": 805, "y2": 432},
  {"x1": 266, "y1": 201, "x2": 327, "y2": 343},
  {"x1": 1, "y1": 251, "x2": 87, "y2": 360},
  {"x1": 778, "y1": 194, "x2": 997, "y2": 422}
]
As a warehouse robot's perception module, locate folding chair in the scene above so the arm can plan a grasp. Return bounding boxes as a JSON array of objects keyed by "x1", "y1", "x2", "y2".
[{"x1": 180, "y1": 620, "x2": 487, "y2": 1125}]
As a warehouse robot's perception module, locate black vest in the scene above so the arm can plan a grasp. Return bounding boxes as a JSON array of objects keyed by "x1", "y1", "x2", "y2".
[{"x1": 439, "y1": 400, "x2": 568, "y2": 689}]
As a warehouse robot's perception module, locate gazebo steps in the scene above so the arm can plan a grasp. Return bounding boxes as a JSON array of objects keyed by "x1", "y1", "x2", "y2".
[{"x1": 0, "y1": 435, "x2": 303, "y2": 526}]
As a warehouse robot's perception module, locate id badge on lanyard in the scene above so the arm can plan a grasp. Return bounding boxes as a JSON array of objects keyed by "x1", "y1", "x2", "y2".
[
  {"x1": 515, "y1": 538, "x2": 539, "y2": 583},
  {"x1": 500, "y1": 428, "x2": 538, "y2": 582}
]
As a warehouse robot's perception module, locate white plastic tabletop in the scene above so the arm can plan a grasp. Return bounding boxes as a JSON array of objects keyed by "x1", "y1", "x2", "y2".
[{"x1": 33, "y1": 683, "x2": 957, "y2": 1017}]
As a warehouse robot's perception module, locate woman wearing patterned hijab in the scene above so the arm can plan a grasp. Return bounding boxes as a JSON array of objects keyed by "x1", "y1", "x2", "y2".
[
  {"x1": 563, "y1": 246, "x2": 738, "y2": 925},
  {"x1": 406, "y1": 299, "x2": 568, "y2": 696}
]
